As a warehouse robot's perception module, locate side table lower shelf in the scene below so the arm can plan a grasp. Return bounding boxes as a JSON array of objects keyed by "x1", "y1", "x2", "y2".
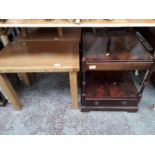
[{"x1": 81, "y1": 71, "x2": 140, "y2": 112}]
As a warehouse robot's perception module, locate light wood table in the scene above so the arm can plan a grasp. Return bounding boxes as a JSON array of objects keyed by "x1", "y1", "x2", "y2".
[{"x1": 0, "y1": 41, "x2": 79, "y2": 110}]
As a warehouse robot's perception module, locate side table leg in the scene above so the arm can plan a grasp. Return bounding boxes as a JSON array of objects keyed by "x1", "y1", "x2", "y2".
[
  {"x1": 0, "y1": 74, "x2": 22, "y2": 110},
  {"x1": 69, "y1": 72, "x2": 78, "y2": 109}
]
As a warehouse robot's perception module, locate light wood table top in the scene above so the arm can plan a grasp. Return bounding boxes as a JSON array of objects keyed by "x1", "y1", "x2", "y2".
[
  {"x1": 0, "y1": 19, "x2": 155, "y2": 27},
  {"x1": 0, "y1": 41, "x2": 79, "y2": 73}
]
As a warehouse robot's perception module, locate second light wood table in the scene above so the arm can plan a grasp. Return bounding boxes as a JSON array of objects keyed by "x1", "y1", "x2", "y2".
[{"x1": 0, "y1": 41, "x2": 79, "y2": 110}]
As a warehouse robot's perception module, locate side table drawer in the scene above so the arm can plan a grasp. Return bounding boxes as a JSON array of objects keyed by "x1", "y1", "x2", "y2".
[
  {"x1": 83, "y1": 62, "x2": 153, "y2": 71},
  {"x1": 85, "y1": 99, "x2": 139, "y2": 107}
]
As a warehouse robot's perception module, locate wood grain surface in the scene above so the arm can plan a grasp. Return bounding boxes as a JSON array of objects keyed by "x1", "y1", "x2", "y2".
[
  {"x1": 0, "y1": 41, "x2": 79, "y2": 73},
  {"x1": 83, "y1": 31, "x2": 153, "y2": 62},
  {"x1": 1, "y1": 19, "x2": 155, "y2": 27},
  {"x1": 85, "y1": 71, "x2": 138, "y2": 98}
]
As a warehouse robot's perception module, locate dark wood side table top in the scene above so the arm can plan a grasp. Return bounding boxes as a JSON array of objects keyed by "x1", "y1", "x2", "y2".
[{"x1": 83, "y1": 31, "x2": 153, "y2": 62}]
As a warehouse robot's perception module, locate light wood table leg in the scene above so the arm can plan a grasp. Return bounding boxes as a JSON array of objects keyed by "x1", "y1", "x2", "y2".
[
  {"x1": 18, "y1": 73, "x2": 35, "y2": 86},
  {"x1": 57, "y1": 28, "x2": 63, "y2": 37},
  {"x1": 0, "y1": 34, "x2": 9, "y2": 46},
  {"x1": 0, "y1": 74, "x2": 22, "y2": 110},
  {"x1": 21, "y1": 28, "x2": 28, "y2": 37},
  {"x1": 153, "y1": 104, "x2": 155, "y2": 111},
  {"x1": 69, "y1": 71, "x2": 78, "y2": 109}
]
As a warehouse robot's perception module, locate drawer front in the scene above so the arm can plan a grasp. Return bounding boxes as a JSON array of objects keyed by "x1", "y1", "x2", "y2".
[
  {"x1": 83, "y1": 62, "x2": 153, "y2": 71},
  {"x1": 85, "y1": 99, "x2": 139, "y2": 107}
]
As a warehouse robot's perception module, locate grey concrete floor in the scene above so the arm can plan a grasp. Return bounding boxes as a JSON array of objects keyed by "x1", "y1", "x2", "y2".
[{"x1": 0, "y1": 73, "x2": 155, "y2": 135}]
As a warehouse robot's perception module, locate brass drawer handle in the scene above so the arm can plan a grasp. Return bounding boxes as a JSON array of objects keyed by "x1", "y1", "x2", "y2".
[
  {"x1": 122, "y1": 101, "x2": 127, "y2": 106},
  {"x1": 94, "y1": 101, "x2": 99, "y2": 106}
]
